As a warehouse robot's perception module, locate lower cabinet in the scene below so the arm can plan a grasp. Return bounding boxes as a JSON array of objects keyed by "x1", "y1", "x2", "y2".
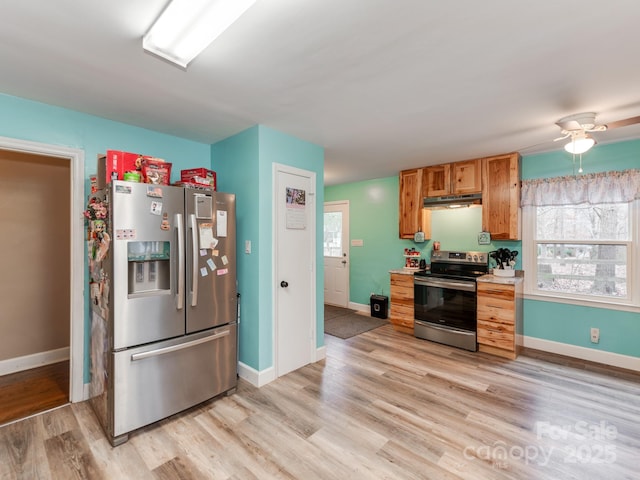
[
  {"x1": 477, "y1": 279, "x2": 523, "y2": 359},
  {"x1": 389, "y1": 273, "x2": 414, "y2": 334}
]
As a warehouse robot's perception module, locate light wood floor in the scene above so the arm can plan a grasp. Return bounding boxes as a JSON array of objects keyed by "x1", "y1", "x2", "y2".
[
  {"x1": 0, "y1": 361, "x2": 69, "y2": 426},
  {"x1": 1, "y1": 326, "x2": 639, "y2": 479}
]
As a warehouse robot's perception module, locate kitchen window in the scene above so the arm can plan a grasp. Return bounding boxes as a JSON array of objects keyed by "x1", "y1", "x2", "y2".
[{"x1": 521, "y1": 170, "x2": 640, "y2": 310}]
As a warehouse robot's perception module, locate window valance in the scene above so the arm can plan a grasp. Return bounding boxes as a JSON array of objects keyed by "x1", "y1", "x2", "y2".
[{"x1": 520, "y1": 169, "x2": 640, "y2": 207}]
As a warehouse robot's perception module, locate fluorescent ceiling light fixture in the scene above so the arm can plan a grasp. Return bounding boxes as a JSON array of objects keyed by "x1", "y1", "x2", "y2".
[
  {"x1": 564, "y1": 132, "x2": 596, "y2": 154},
  {"x1": 143, "y1": 0, "x2": 257, "y2": 68}
]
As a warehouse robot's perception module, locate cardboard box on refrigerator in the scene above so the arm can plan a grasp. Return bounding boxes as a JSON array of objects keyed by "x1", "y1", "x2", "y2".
[
  {"x1": 97, "y1": 150, "x2": 166, "y2": 188},
  {"x1": 180, "y1": 168, "x2": 216, "y2": 190}
]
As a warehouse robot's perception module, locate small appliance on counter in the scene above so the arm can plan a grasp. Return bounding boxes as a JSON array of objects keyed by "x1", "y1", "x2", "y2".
[{"x1": 403, "y1": 247, "x2": 421, "y2": 270}]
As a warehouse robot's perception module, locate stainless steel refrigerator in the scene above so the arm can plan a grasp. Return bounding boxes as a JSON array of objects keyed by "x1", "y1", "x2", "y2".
[{"x1": 88, "y1": 180, "x2": 237, "y2": 446}]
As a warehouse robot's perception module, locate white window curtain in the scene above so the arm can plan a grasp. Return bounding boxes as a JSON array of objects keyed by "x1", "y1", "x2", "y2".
[{"x1": 521, "y1": 169, "x2": 640, "y2": 207}]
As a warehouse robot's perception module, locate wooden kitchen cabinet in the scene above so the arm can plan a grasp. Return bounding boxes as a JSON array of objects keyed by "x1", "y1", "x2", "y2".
[
  {"x1": 423, "y1": 159, "x2": 482, "y2": 197},
  {"x1": 477, "y1": 279, "x2": 523, "y2": 359},
  {"x1": 482, "y1": 153, "x2": 521, "y2": 240},
  {"x1": 389, "y1": 273, "x2": 414, "y2": 334},
  {"x1": 399, "y1": 168, "x2": 431, "y2": 239},
  {"x1": 423, "y1": 164, "x2": 450, "y2": 197},
  {"x1": 452, "y1": 159, "x2": 482, "y2": 194}
]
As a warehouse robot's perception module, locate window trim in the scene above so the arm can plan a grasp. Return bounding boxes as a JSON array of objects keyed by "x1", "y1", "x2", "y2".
[{"x1": 522, "y1": 201, "x2": 640, "y2": 312}]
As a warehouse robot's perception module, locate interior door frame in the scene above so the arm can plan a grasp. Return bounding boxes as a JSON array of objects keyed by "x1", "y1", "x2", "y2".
[
  {"x1": 323, "y1": 200, "x2": 350, "y2": 307},
  {"x1": 0, "y1": 135, "x2": 85, "y2": 403},
  {"x1": 272, "y1": 162, "x2": 316, "y2": 378}
]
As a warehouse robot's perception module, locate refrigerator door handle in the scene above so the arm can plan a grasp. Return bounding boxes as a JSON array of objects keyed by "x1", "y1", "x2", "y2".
[
  {"x1": 130, "y1": 329, "x2": 230, "y2": 361},
  {"x1": 189, "y1": 213, "x2": 198, "y2": 307},
  {"x1": 175, "y1": 213, "x2": 185, "y2": 310}
]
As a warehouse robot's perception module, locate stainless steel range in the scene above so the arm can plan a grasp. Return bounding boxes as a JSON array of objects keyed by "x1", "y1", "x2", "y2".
[{"x1": 413, "y1": 250, "x2": 489, "y2": 351}]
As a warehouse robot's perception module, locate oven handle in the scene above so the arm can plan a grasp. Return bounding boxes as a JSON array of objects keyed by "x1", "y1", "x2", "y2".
[
  {"x1": 414, "y1": 277, "x2": 476, "y2": 292},
  {"x1": 414, "y1": 319, "x2": 476, "y2": 335}
]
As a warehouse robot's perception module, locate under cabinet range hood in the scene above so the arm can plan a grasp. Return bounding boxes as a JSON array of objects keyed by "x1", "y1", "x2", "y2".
[{"x1": 423, "y1": 193, "x2": 482, "y2": 209}]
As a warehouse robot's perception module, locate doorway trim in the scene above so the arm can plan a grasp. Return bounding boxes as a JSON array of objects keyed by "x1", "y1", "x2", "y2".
[
  {"x1": 272, "y1": 162, "x2": 317, "y2": 378},
  {"x1": 323, "y1": 200, "x2": 350, "y2": 308},
  {"x1": 0, "y1": 135, "x2": 85, "y2": 403}
]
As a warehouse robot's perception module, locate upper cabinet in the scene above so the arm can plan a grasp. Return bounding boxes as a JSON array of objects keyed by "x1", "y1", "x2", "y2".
[
  {"x1": 482, "y1": 153, "x2": 521, "y2": 240},
  {"x1": 452, "y1": 159, "x2": 482, "y2": 194},
  {"x1": 399, "y1": 168, "x2": 431, "y2": 239},
  {"x1": 400, "y1": 153, "x2": 520, "y2": 240},
  {"x1": 424, "y1": 159, "x2": 482, "y2": 197},
  {"x1": 423, "y1": 164, "x2": 450, "y2": 197}
]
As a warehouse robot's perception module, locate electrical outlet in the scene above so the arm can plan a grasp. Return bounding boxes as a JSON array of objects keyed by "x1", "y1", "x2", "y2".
[{"x1": 590, "y1": 327, "x2": 600, "y2": 344}]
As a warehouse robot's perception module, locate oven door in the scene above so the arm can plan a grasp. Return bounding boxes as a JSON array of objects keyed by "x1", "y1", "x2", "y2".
[{"x1": 414, "y1": 275, "x2": 478, "y2": 351}]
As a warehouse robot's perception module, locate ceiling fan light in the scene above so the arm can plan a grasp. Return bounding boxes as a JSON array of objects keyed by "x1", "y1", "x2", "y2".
[{"x1": 564, "y1": 136, "x2": 595, "y2": 154}]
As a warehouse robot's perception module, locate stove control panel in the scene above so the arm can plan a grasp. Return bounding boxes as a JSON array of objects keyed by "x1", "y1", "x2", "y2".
[{"x1": 431, "y1": 250, "x2": 488, "y2": 265}]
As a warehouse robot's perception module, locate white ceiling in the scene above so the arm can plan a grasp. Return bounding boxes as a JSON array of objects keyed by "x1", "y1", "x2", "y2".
[{"x1": 2, "y1": 0, "x2": 640, "y2": 185}]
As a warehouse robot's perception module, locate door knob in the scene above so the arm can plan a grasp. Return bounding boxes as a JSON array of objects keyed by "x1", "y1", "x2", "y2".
[{"x1": 280, "y1": 281, "x2": 289, "y2": 288}]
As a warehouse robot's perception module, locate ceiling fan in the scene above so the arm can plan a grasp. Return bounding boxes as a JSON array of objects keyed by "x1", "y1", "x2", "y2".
[{"x1": 554, "y1": 111, "x2": 640, "y2": 154}]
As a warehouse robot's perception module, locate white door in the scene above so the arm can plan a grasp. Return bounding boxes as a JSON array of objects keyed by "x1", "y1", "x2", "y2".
[
  {"x1": 274, "y1": 164, "x2": 316, "y2": 377},
  {"x1": 323, "y1": 201, "x2": 349, "y2": 307}
]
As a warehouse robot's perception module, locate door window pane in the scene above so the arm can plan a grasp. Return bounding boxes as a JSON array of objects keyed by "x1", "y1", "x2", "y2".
[{"x1": 324, "y1": 212, "x2": 342, "y2": 257}]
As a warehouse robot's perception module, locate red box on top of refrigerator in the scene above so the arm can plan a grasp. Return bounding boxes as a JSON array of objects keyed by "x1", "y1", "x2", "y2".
[
  {"x1": 97, "y1": 150, "x2": 166, "y2": 188},
  {"x1": 180, "y1": 168, "x2": 216, "y2": 190}
]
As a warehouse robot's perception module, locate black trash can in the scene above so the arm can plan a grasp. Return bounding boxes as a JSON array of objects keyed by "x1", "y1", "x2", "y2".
[{"x1": 370, "y1": 295, "x2": 388, "y2": 319}]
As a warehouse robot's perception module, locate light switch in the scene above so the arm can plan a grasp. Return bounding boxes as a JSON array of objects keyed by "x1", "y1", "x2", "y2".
[
  {"x1": 245, "y1": 240, "x2": 251, "y2": 254},
  {"x1": 351, "y1": 239, "x2": 364, "y2": 247}
]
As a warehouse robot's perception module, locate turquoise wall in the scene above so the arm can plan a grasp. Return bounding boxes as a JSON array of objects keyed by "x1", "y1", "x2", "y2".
[
  {"x1": 0, "y1": 94, "x2": 211, "y2": 179},
  {"x1": 324, "y1": 177, "x2": 519, "y2": 304},
  {"x1": 0, "y1": 93, "x2": 211, "y2": 382},
  {"x1": 326, "y1": 140, "x2": 640, "y2": 358},
  {"x1": 326, "y1": 177, "x2": 428, "y2": 301},
  {"x1": 213, "y1": 125, "x2": 324, "y2": 371},
  {"x1": 524, "y1": 300, "x2": 639, "y2": 356},
  {"x1": 522, "y1": 139, "x2": 640, "y2": 179},
  {"x1": 211, "y1": 127, "x2": 261, "y2": 369}
]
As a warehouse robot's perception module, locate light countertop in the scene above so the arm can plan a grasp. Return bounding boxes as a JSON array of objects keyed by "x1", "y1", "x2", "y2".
[
  {"x1": 389, "y1": 269, "x2": 420, "y2": 275},
  {"x1": 477, "y1": 272, "x2": 524, "y2": 285}
]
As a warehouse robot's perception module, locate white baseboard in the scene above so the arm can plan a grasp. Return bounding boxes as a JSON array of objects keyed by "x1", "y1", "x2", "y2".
[
  {"x1": 349, "y1": 301, "x2": 370, "y2": 314},
  {"x1": 315, "y1": 345, "x2": 326, "y2": 361},
  {"x1": 0, "y1": 347, "x2": 70, "y2": 376},
  {"x1": 238, "y1": 362, "x2": 276, "y2": 387},
  {"x1": 239, "y1": 348, "x2": 328, "y2": 388},
  {"x1": 523, "y1": 336, "x2": 640, "y2": 371}
]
